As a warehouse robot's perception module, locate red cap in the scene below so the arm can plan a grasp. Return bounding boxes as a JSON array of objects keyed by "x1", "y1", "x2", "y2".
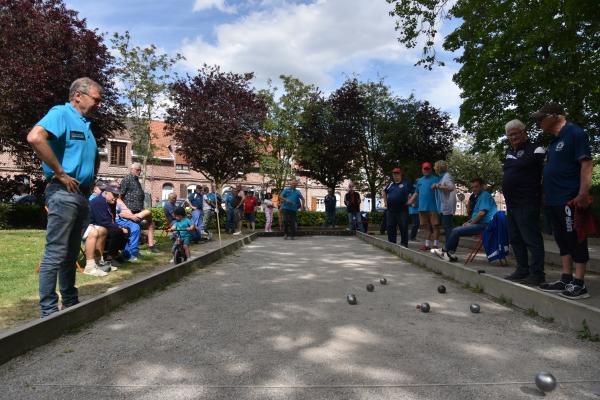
[
  {"x1": 392, "y1": 167, "x2": 402, "y2": 173},
  {"x1": 422, "y1": 162, "x2": 432, "y2": 169}
]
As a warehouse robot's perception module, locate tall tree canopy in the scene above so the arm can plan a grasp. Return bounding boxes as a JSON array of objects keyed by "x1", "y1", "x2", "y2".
[
  {"x1": 387, "y1": 0, "x2": 600, "y2": 151},
  {"x1": 0, "y1": 0, "x2": 123, "y2": 170},
  {"x1": 165, "y1": 65, "x2": 267, "y2": 187},
  {"x1": 296, "y1": 80, "x2": 363, "y2": 191}
]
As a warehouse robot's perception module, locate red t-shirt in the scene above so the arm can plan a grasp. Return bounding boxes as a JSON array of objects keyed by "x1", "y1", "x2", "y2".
[{"x1": 244, "y1": 196, "x2": 258, "y2": 214}]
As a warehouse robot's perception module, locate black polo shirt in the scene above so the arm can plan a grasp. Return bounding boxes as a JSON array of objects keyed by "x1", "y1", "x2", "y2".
[{"x1": 502, "y1": 140, "x2": 545, "y2": 208}]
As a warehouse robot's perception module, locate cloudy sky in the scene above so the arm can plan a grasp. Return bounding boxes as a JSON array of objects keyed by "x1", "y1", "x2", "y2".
[{"x1": 66, "y1": 0, "x2": 462, "y2": 120}]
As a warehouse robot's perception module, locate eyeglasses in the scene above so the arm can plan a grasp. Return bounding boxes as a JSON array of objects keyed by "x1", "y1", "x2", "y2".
[{"x1": 81, "y1": 91, "x2": 102, "y2": 105}]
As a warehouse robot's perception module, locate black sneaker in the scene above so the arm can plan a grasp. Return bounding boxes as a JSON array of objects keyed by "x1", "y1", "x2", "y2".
[
  {"x1": 504, "y1": 271, "x2": 529, "y2": 282},
  {"x1": 97, "y1": 261, "x2": 112, "y2": 273},
  {"x1": 148, "y1": 246, "x2": 160, "y2": 253},
  {"x1": 521, "y1": 275, "x2": 545, "y2": 286},
  {"x1": 538, "y1": 280, "x2": 568, "y2": 293},
  {"x1": 559, "y1": 284, "x2": 590, "y2": 300}
]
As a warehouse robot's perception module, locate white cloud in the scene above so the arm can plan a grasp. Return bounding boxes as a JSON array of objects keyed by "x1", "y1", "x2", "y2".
[
  {"x1": 417, "y1": 67, "x2": 462, "y2": 113},
  {"x1": 193, "y1": 0, "x2": 236, "y2": 14},
  {"x1": 182, "y1": 0, "x2": 417, "y2": 88}
]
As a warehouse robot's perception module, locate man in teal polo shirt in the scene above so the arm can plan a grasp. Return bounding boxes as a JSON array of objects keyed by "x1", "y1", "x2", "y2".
[
  {"x1": 280, "y1": 179, "x2": 305, "y2": 240},
  {"x1": 27, "y1": 77, "x2": 102, "y2": 317},
  {"x1": 432, "y1": 178, "x2": 497, "y2": 262}
]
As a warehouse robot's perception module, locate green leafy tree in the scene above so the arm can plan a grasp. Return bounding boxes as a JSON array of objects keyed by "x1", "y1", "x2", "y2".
[
  {"x1": 296, "y1": 81, "x2": 363, "y2": 191},
  {"x1": 447, "y1": 148, "x2": 503, "y2": 193},
  {"x1": 258, "y1": 76, "x2": 316, "y2": 192},
  {"x1": 387, "y1": 0, "x2": 600, "y2": 151},
  {"x1": 111, "y1": 31, "x2": 183, "y2": 186}
]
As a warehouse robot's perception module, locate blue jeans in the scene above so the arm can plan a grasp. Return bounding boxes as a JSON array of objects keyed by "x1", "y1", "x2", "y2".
[
  {"x1": 507, "y1": 206, "x2": 545, "y2": 277},
  {"x1": 39, "y1": 183, "x2": 90, "y2": 317},
  {"x1": 445, "y1": 223, "x2": 487, "y2": 253},
  {"x1": 387, "y1": 209, "x2": 409, "y2": 247},
  {"x1": 117, "y1": 219, "x2": 140, "y2": 258},
  {"x1": 441, "y1": 214, "x2": 454, "y2": 244},
  {"x1": 347, "y1": 212, "x2": 363, "y2": 232},
  {"x1": 325, "y1": 209, "x2": 336, "y2": 227},
  {"x1": 191, "y1": 209, "x2": 203, "y2": 239},
  {"x1": 226, "y1": 208, "x2": 235, "y2": 232}
]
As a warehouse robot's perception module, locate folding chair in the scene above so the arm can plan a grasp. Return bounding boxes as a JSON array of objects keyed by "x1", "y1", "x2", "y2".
[
  {"x1": 36, "y1": 206, "x2": 85, "y2": 274},
  {"x1": 464, "y1": 233, "x2": 508, "y2": 266}
]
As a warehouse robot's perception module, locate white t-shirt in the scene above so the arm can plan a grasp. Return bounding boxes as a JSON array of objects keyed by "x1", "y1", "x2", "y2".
[
  {"x1": 203, "y1": 193, "x2": 213, "y2": 212},
  {"x1": 263, "y1": 199, "x2": 274, "y2": 211},
  {"x1": 437, "y1": 172, "x2": 457, "y2": 215}
]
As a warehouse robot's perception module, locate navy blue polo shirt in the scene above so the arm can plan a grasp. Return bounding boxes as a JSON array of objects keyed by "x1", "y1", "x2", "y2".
[
  {"x1": 502, "y1": 140, "x2": 545, "y2": 208},
  {"x1": 36, "y1": 103, "x2": 97, "y2": 187},
  {"x1": 187, "y1": 191, "x2": 203, "y2": 208},
  {"x1": 543, "y1": 122, "x2": 592, "y2": 206},
  {"x1": 384, "y1": 180, "x2": 412, "y2": 212}
]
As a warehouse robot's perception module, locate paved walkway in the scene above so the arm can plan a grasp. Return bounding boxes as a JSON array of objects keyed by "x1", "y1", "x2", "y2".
[{"x1": 1, "y1": 237, "x2": 599, "y2": 399}]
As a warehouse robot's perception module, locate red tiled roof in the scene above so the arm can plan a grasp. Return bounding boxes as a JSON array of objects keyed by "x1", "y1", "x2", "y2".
[{"x1": 149, "y1": 121, "x2": 172, "y2": 159}]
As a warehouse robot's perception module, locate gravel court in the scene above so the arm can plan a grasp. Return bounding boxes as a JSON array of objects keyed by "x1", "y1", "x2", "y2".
[{"x1": 1, "y1": 236, "x2": 599, "y2": 400}]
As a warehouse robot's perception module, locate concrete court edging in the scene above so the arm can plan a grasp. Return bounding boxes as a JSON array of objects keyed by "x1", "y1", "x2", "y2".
[
  {"x1": 357, "y1": 232, "x2": 600, "y2": 336},
  {"x1": 0, "y1": 234, "x2": 257, "y2": 366}
]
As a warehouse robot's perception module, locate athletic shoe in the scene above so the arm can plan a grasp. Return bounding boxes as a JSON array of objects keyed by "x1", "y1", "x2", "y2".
[
  {"x1": 538, "y1": 280, "x2": 568, "y2": 293},
  {"x1": 83, "y1": 266, "x2": 108, "y2": 277},
  {"x1": 559, "y1": 284, "x2": 590, "y2": 300},
  {"x1": 431, "y1": 248, "x2": 457, "y2": 262},
  {"x1": 419, "y1": 245, "x2": 431, "y2": 251},
  {"x1": 98, "y1": 261, "x2": 117, "y2": 273},
  {"x1": 148, "y1": 246, "x2": 160, "y2": 253},
  {"x1": 504, "y1": 271, "x2": 529, "y2": 282},
  {"x1": 521, "y1": 275, "x2": 545, "y2": 286},
  {"x1": 233, "y1": 231, "x2": 242, "y2": 236},
  {"x1": 169, "y1": 257, "x2": 174, "y2": 263},
  {"x1": 128, "y1": 256, "x2": 138, "y2": 263}
]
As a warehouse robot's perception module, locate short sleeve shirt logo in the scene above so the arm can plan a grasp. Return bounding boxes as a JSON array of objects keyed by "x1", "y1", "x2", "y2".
[
  {"x1": 516, "y1": 150, "x2": 524, "y2": 158},
  {"x1": 555, "y1": 141, "x2": 565, "y2": 151}
]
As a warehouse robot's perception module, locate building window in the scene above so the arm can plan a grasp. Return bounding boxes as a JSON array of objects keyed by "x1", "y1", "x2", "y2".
[
  {"x1": 161, "y1": 183, "x2": 174, "y2": 200},
  {"x1": 187, "y1": 184, "x2": 197, "y2": 196},
  {"x1": 110, "y1": 142, "x2": 127, "y2": 166},
  {"x1": 176, "y1": 164, "x2": 190, "y2": 171}
]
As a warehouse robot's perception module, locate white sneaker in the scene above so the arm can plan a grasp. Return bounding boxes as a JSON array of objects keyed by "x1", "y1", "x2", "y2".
[
  {"x1": 128, "y1": 256, "x2": 138, "y2": 263},
  {"x1": 233, "y1": 231, "x2": 242, "y2": 236},
  {"x1": 169, "y1": 257, "x2": 175, "y2": 263},
  {"x1": 83, "y1": 266, "x2": 108, "y2": 277},
  {"x1": 431, "y1": 248, "x2": 457, "y2": 262}
]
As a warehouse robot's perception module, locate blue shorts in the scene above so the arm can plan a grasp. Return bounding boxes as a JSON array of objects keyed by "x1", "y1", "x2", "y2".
[{"x1": 245, "y1": 213, "x2": 256, "y2": 222}]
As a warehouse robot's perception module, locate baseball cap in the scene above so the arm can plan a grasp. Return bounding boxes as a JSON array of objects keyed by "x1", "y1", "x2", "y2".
[
  {"x1": 392, "y1": 167, "x2": 402, "y2": 173},
  {"x1": 94, "y1": 180, "x2": 107, "y2": 190},
  {"x1": 422, "y1": 162, "x2": 432, "y2": 169},
  {"x1": 104, "y1": 185, "x2": 121, "y2": 195},
  {"x1": 531, "y1": 102, "x2": 565, "y2": 120}
]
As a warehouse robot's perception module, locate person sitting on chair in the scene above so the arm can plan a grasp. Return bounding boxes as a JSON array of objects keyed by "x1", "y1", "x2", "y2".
[
  {"x1": 114, "y1": 194, "x2": 142, "y2": 263},
  {"x1": 81, "y1": 224, "x2": 109, "y2": 276},
  {"x1": 431, "y1": 178, "x2": 497, "y2": 262},
  {"x1": 89, "y1": 185, "x2": 128, "y2": 268},
  {"x1": 164, "y1": 192, "x2": 178, "y2": 226}
]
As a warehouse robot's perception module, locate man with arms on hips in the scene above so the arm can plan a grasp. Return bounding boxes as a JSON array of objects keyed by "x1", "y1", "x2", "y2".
[
  {"x1": 432, "y1": 178, "x2": 497, "y2": 262},
  {"x1": 280, "y1": 179, "x2": 305, "y2": 240},
  {"x1": 502, "y1": 119, "x2": 546, "y2": 286},
  {"x1": 534, "y1": 103, "x2": 593, "y2": 299},
  {"x1": 344, "y1": 182, "x2": 363, "y2": 232},
  {"x1": 120, "y1": 162, "x2": 159, "y2": 252},
  {"x1": 27, "y1": 77, "x2": 102, "y2": 317},
  {"x1": 383, "y1": 167, "x2": 412, "y2": 247},
  {"x1": 408, "y1": 162, "x2": 441, "y2": 251},
  {"x1": 431, "y1": 160, "x2": 457, "y2": 245}
]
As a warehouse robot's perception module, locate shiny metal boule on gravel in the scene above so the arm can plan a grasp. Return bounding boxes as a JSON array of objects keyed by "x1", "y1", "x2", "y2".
[
  {"x1": 420, "y1": 303, "x2": 430, "y2": 313},
  {"x1": 380, "y1": 277, "x2": 387, "y2": 285},
  {"x1": 470, "y1": 304, "x2": 480, "y2": 313},
  {"x1": 366, "y1": 284, "x2": 374, "y2": 292},
  {"x1": 346, "y1": 294, "x2": 357, "y2": 305},
  {"x1": 437, "y1": 285, "x2": 446, "y2": 294},
  {"x1": 535, "y1": 372, "x2": 557, "y2": 393}
]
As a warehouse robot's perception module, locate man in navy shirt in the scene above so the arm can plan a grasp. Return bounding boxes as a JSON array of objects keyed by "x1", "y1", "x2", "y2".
[
  {"x1": 534, "y1": 103, "x2": 593, "y2": 299},
  {"x1": 280, "y1": 179, "x2": 305, "y2": 240},
  {"x1": 383, "y1": 167, "x2": 412, "y2": 247},
  {"x1": 90, "y1": 186, "x2": 129, "y2": 265},
  {"x1": 502, "y1": 119, "x2": 546, "y2": 286},
  {"x1": 163, "y1": 193, "x2": 178, "y2": 226},
  {"x1": 324, "y1": 188, "x2": 337, "y2": 228},
  {"x1": 186, "y1": 185, "x2": 204, "y2": 239},
  {"x1": 27, "y1": 77, "x2": 101, "y2": 316}
]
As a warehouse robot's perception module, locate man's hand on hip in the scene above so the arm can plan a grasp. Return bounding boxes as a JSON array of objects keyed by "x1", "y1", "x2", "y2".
[{"x1": 54, "y1": 172, "x2": 79, "y2": 193}]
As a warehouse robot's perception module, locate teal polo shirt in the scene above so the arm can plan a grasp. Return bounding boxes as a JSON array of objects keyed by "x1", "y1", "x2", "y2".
[
  {"x1": 415, "y1": 174, "x2": 440, "y2": 212},
  {"x1": 36, "y1": 103, "x2": 97, "y2": 188},
  {"x1": 280, "y1": 188, "x2": 303, "y2": 211},
  {"x1": 471, "y1": 191, "x2": 497, "y2": 224}
]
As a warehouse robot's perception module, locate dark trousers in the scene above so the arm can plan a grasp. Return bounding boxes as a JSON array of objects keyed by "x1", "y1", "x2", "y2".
[
  {"x1": 410, "y1": 213, "x2": 420, "y2": 240},
  {"x1": 441, "y1": 214, "x2": 454, "y2": 244},
  {"x1": 105, "y1": 225, "x2": 128, "y2": 257},
  {"x1": 325, "y1": 209, "x2": 336, "y2": 227},
  {"x1": 283, "y1": 209, "x2": 297, "y2": 237},
  {"x1": 387, "y1": 210, "x2": 409, "y2": 247},
  {"x1": 507, "y1": 206, "x2": 545, "y2": 277}
]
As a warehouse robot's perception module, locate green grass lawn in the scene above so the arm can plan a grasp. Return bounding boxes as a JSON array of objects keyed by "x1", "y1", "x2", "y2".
[{"x1": 0, "y1": 229, "x2": 179, "y2": 331}]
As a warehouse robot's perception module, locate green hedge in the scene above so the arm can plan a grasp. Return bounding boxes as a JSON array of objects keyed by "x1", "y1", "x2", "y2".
[{"x1": 0, "y1": 203, "x2": 46, "y2": 229}]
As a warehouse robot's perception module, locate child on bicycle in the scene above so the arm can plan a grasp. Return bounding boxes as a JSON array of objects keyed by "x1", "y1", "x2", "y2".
[{"x1": 170, "y1": 207, "x2": 195, "y2": 260}]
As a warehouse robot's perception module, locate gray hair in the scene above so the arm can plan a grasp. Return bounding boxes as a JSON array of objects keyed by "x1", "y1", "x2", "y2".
[
  {"x1": 505, "y1": 119, "x2": 526, "y2": 133},
  {"x1": 434, "y1": 160, "x2": 448, "y2": 172},
  {"x1": 168, "y1": 192, "x2": 177, "y2": 200},
  {"x1": 130, "y1": 162, "x2": 142, "y2": 170},
  {"x1": 69, "y1": 77, "x2": 103, "y2": 100}
]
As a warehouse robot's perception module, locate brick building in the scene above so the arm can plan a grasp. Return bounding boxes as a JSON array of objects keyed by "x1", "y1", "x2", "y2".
[{"x1": 0, "y1": 120, "x2": 504, "y2": 214}]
